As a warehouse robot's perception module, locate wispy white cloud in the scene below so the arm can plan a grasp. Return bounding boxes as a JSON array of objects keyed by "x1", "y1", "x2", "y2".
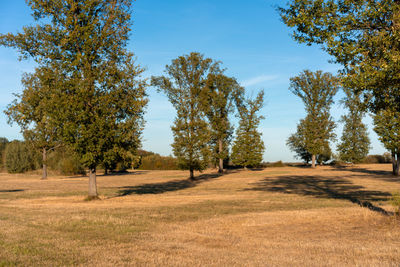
[{"x1": 240, "y1": 74, "x2": 278, "y2": 87}]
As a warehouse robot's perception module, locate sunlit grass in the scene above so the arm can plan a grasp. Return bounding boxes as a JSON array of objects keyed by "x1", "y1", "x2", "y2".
[{"x1": 0, "y1": 164, "x2": 399, "y2": 265}]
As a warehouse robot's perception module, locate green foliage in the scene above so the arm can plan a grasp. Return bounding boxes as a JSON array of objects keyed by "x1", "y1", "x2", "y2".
[
  {"x1": 5, "y1": 67, "x2": 62, "y2": 152},
  {"x1": 383, "y1": 152, "x2": 393, "y2": 163},
  {"x1": 279, "y1": 1, "x2": 400, "y2": 113},
  {"x1": 373, "y1": 108, "x2": 400, "y2": 154},
  {"x1": 4, "y1": 66, "x2": 65, "y2": 179},
  {"x1": 361, "y1": 154, "x2": 391, "y2": 164},
  {"x1": 0, "y1": 137, "x2": 9, "y2": 170},
  {"x1": 231, "y1": 91, "x2": 265, "y2": 168},
  {"x1": 203, "y1": 74, "x2": 237, "y2": 170},
  {"x1": 316, "y1": 145, "x2": 332, "y2": 165},
  {"x1": 202, "y1": 73, "x2": 243, "y2": 171},
  {"x1": 47, "y1": 147, "x2": 85, "y2": 176},
  {"x1": 287, "y1": 119, "x2": 332, "y2": 164},
  {"x1": 373, "y1": 107, "x2": 400, "y2": 175},
  {"x1": 152, "y1": 52, "x2": 220, "y2": 177},
  {"x1": 1, "y1": 0, "x2": 148, "y2": 195},
  {"x1": 138, "y1": 154, "x2": 178, "y2": 170},
  {"x1": 287, "y1": 122, "x2": 312, "y2": 163},
  {"x1": 287, "y1": 70, "x2": 337, "y2": 166},
  {"x1": 102, "y1": 146, "x2": 139, "y2": 173},
  {"x1": 338, "y1": 88, "x2": 371, "y2": 163},
  {"x1": 5, "y1": 141, "x2": 38, "y2": 173}
]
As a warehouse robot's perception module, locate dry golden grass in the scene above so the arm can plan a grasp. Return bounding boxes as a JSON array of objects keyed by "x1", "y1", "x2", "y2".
[{"x1": 0, "y1": 164, "x2": 399, "y2": 266}]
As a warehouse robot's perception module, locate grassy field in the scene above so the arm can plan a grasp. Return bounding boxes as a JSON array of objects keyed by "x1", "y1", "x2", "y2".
[{"x1": 0, "y1": 164, "x2": 399, "y2": 266}]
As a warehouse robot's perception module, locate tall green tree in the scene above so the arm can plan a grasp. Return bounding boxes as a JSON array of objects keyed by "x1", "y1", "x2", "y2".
[
  {"x1": 373, "y1": 107, "x2": 400, "y2": 176},
  {"x1": 152, "y1": 52, "x2": 220, "y2": 180},
  {"x1": 231, "y1": 90, "x2": 265, "y2": 169},
  {"x1": 1, "y1": 0, "x2": 148, "y2": 198},
  {"x1": 287, "y1": 117, "x2": 333, "y2": 165},
  {"x1": 5, "y1": 66, "x2": 64, "y2": 179},
  {"x1": 288, "y1": 70, "x2": 338, "y2": 168},
  {"x1": 337, "y1": 88, "x2": 371, "y2": 163},
  {"x1": 202, "y1": 74, "x2": 242, "y2": 173},
  {"x1": 279, "y1": 1, "x2": 400, "y2": 113}
]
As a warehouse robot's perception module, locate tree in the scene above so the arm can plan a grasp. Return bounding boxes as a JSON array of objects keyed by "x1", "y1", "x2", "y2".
[
  {"x1": 152, "y1": 52, "x2": 220, "y2": 180},
  {"x1": 373, "y1": 107, "x2": 400, "y2": 176},
  {"x1": 337, "y1": 88, "x2": 371, "y2": 163},
  {"x1": 287, "y1": 118, "x2": 332, "y2": 164},
  {"x1": 1, "y1": 0, "x2": 148, "y2": 198},
  {"x1": 5, "y1": 66, "x2": 63, "y2": 179},
  {"x1": 60, "y1": 53, "x2": 147, "y2": 198},
  {"x1": 288, "y1": 70, "x2": 338, "y2": 168},
  {"x1": 202, "y1": 73, "x2": 242, "y2": 173},
  {"x1": 231, "y1": 90, "x2": 265, "y2": 169},
  {"x1": 279, "y1": 1, "x2": 400, "y2": 113}
]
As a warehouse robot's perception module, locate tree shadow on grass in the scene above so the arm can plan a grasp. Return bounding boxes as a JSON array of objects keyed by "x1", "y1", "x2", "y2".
[
  {"x1": 64, "y1": 170, "x2": 150, "y2": 179},
  {"x1": 100, "y1": 170, "x2": 150, "y2": 177},
  {"x1": 246, "y1": 175, "x2": 393, "y2": 216},
  {"x1": 330, "y1": 166, "x2": 400, "y2": 183},
  {"x1": 0, "y1": 189, "x2": 24, "y2": 193},
  {"x1": 116, "y1": 173, "x2": 223, "y2": 196}
]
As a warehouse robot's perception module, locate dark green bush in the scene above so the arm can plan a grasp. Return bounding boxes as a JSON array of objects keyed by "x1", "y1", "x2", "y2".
[{"x1": 5, "y1": 140, "x2": 37, "y2": 173}]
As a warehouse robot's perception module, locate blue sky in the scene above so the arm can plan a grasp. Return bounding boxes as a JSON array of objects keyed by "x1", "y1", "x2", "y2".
[{"x1": 0, "y1": 0, "x2": 386, "y2": 162}]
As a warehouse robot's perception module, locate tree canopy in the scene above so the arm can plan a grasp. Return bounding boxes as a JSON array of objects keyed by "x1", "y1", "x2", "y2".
[
  {"x1": 337, "y1": 88, "x2": 371, "y2": 163},
  {"x1": 373, "y1": 106, "x2": 400, "y2": 175},
  {"x1": 152, "y1": 52, "x2": 220, "y2": 179},
  {"x1": 287, "y1": 70, "x2": 338, "y2": 167},
  {"x1": 279, "y1": 0, "x2": 400, "y2": 112},
  {"x1": 1, "y1": 0, "x2": 148, "y2": 198},
  {"x1": 231, "y1": 90, "x2": 265, "y2": 168},
  {"x1": 5, "y1": 66, "x2": 65, "y2": 179},
  {"x1": 202, "y1": 73, "x2": 243, "y2": 173}
]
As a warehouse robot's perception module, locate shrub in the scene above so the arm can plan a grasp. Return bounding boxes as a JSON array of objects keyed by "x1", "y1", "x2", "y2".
[
  {"x1": 47, "y1": 147, "x2": 85, "y2": 175},
  {"x1": 362, "y1": 154, "x2": 388, "y2": 164},
  {"x1": 383, "y1": 152, "x2": 392, "y2": 163},
  {"x1": 138, "y1": 154, "x2": 178, "y2": 170},
  {"x1": 0, "y1": 137, "x2": 9, "y2": 170},
  {"x1": 5, "y1": 140, "x2": 37, "y2": 173}
]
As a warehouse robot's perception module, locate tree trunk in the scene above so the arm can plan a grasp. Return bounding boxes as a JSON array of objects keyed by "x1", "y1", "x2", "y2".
[
  {"x1": 104, "y1": 168, "x2": 108, "y2": 175},
  {"x1": 189, "y1": 167, "x2": 194, "y2": 180},
  {"x1": 393, "y1": 152, "x2": 400, "y2": 176},
  {"x1": 88, "y1": 167, "x2": 98, "y2": 199},
  {"x1": 218, "y1": 138, "x2": 224, "y2": 173},
  {"x1": 311, "y1": 154, "x2": 316, "y2": 168},
  {"x1": 41, "y1": 148, "x2": 47, "y2": 180}
]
